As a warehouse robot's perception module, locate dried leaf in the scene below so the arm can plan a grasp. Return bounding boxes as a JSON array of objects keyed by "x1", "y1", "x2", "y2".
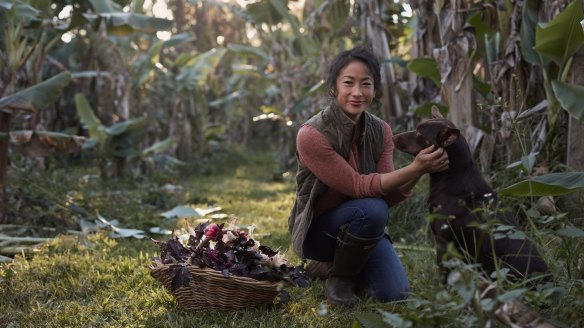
[
  {"x1": 10, "y1": 130, "x2": 85, "y2": 157},
  {"x1": 95, "y1": 214, "x2": 144, "y2": 239}
]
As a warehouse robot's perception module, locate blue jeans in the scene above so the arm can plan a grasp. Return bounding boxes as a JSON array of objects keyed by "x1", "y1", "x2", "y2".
[{"x1": 303, "y1": 198, "x2": 410, "y2": 302}]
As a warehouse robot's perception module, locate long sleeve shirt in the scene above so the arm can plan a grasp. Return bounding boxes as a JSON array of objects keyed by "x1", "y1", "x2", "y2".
[{"x1": 296, "y1": 122, "x2": 410, "y2": 217}]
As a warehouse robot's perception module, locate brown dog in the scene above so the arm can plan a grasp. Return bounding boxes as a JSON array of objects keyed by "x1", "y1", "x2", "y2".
[{"x1": 393, "y1": 108, "x2": 550, "y2": 283}]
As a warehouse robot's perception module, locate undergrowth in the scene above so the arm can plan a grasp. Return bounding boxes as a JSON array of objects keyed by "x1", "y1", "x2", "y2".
[{"x1": 0, "y1": 145, "x2": 583, "y2": 327}]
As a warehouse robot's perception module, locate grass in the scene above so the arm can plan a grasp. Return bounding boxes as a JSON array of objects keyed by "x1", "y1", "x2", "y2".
[{"x1": 1, "y1": 147, "x2": 583, "y2": 327}]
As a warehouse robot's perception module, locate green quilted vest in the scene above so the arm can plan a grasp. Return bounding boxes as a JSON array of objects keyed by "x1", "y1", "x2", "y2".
[{"x1": 287, "y1": 104, "x2": 385, "y2": 258}]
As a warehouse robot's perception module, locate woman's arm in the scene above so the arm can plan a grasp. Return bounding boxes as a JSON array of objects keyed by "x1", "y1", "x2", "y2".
[
  {"x1": 297, "y1": 124, "x2": 448, "y2": 199},
  {"x1": 379, "y1": 144, "x2": 446, "y2": 193}
]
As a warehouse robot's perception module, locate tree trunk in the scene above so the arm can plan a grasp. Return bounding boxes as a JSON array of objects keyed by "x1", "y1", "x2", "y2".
[
  {"x1": 0, "y1": 111, "x2": 11, "y2": 196},
  {"x1": 114, "y1": 156, "x2": 125, "y2": 178},
  {"x1": 172, "y1": 0, "x2": 186, "y2": 33},
  {"x1": 432, "y1": 0, "x2": 477, "y2": 128},
  {"x1": 565, "y1": 47, "x2": 584, "y2": 211},
  {"x1": 180, "y1": 104, "x2": 194, "y2": 158},
  {"x1": 168, "y1": 96, "x2": 181, "y2": 157},
  {"x1": 170, "y1": 97, "x2": 197, "y2": 160},
  {"x1": 272, "y1": 43, "x2": 297, "y2": 172},
  {"x1": 359, "y1": 0, "x2": 403, "y2": 121},
  {"x1": 193, "y1": 2, "x2": 212, "y2": 51},
  {"x1": 117, "y1": 73, "x2": 130, "y2": 120},
  {"x1": 408, "y1": 0, "x2": 442, "y2": 124},
  {"x1": 567, "y1": 48, "x2": 584, "y2": 172}
]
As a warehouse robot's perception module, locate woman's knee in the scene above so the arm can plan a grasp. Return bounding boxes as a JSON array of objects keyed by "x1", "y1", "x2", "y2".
[{"x1": 358, "y1": 198, "x2": 389, "y2": 233}]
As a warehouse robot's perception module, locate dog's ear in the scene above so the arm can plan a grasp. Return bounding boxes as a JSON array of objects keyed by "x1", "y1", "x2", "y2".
[
  {"x1": 439, "y1": 127, "x2": 460, "y2": 147},
  {"x1": 431, "y1": 106, "x2": 444, "y2": 119}
]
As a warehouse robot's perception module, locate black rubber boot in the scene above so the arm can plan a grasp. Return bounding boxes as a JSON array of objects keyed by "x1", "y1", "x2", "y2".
[{"x1": 325, "y1": 226, "x2": 382, "y2": 306}]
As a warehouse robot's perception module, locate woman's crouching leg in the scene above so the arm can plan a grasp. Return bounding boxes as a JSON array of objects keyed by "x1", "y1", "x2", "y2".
[{"x1": 358, "y1": 237, "x2": 410, "y2": 302}]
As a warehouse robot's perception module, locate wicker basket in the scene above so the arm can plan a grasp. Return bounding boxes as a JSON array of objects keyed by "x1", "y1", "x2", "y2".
[{"x1": 150, "y1": 264, "x2": 284, "y2": 311}]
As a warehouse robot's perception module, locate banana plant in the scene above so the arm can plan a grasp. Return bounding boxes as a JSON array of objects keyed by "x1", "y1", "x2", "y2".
[
  {"x1": 495, "y1": 0, "x2": 584, "y2": 196},
  {"x1": 0, "y1": 1, "x2": 93, "y2": 203},
  {"x1": 75, "y1": 92, "x2": 183, "y2": 177},
  {"x1": 141, "y1": 138, "x2": 185, "y2": 174},
  {"x1": 521, "y1": 0, "x2": 584, "y2": 124},
  {"x1": 143, "y1": 44, "x2": 228, "y2": 159},
  {"x1": 0, "y1": 72, "x2": 72, "y2": 195},
  {"x1": 75, "y1": 93, "x2": 148, "y2": 178}
]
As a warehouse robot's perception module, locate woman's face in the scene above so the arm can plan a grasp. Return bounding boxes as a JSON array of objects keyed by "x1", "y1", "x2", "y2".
[{"x1": 334, "y1": 60, "x2": 375, "y2": 122}]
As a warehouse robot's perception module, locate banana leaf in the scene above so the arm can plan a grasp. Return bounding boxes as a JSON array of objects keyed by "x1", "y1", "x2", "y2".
[
  {"x1": 0, "y1": 72, "x2": 71, "y2": 113},
  {"x1": 552, "y1": 80, "x2": 584, "y2": 120},
  {"x1": 177, "y1": 47, "x2": 228, "y2": 89},
  {"x1": 534, "y1": 0, "x2": 584, "y2": 65},
  {"x1": 0, "y1": 0, "x2": 40, "y2": 22},
  {"x1": 75, "y1": 93, "x2": 106, "y2": 145},
  {"x1": 105, "y1": 117, "x2": 148, "y2": 158},
  {"x1": 407, "y1": 57, "x2": 441, "y2": 87},
  {"x1": 227, "y1": 44, "x2": 270, "y2": 62},
  {"x1": 142, "y1": 138, "x2": 173, "y2": 156},
  {"x1": 81, "y1": 12, "x2": 173, "y2": 35},
  {"x1": 500, "y1": 172, "x2": 584, "y2": 196}
]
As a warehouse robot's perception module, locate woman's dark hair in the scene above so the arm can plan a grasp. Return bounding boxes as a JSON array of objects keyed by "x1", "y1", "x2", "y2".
[{"x1": 326, "y1": 45, "x2": 382, "y2": 101}]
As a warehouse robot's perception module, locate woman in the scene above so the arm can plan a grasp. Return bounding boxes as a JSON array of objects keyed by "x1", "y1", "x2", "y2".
[{"x1": 287, "y1": 46, "x2": 449, "y2": 306}]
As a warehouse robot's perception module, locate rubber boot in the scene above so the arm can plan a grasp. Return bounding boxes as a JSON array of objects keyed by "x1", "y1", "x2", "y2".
[{"x1": 325, "y1": 226, "x2": 382, "y2": 306}]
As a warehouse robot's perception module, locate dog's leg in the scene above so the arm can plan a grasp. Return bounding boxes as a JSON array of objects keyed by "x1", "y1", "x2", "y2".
[
  {"x1": 431, "y1": 220, "x2": 453, "y2": 283},
  {"x1": 434, "y1": 235, "x2": 449, "y2": 282}
]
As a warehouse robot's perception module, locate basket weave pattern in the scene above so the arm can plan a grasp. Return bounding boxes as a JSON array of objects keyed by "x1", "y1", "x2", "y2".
[{"x1": 150, "y1": 264, "x2": 283, "y2": 311}]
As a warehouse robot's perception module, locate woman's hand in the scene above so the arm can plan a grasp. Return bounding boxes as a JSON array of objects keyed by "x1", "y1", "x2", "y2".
[
  {"x1": 412, "y1": 145, "x2": 449, "y2": 174},
  {"x1": 379, "y1": 145, "x2": 449, "y2": 194}
]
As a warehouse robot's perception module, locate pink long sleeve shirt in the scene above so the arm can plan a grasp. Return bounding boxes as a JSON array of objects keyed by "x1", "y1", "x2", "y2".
[{"x1": 297, "y1": 122, "x2": 410, "y2": 217}]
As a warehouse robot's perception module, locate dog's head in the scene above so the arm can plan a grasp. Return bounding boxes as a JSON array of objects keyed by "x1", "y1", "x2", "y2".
[{"x1": 393, "y1": 107, "x2": 461, "y2": 156}]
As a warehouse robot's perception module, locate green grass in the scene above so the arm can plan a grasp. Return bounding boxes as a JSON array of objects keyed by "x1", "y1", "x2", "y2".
[{"x1": 1, "y1": 148, "x2": 583, "y2": 327}]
